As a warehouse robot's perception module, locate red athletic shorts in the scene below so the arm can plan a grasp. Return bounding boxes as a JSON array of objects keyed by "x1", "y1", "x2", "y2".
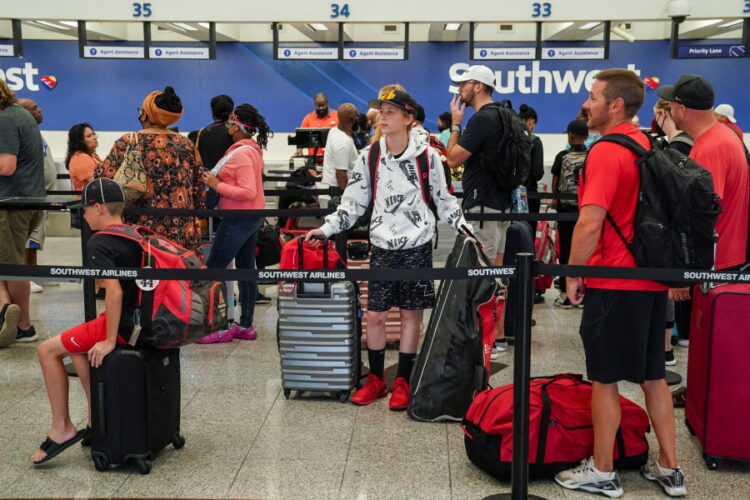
[{"x1": 59, "y1": 313, "x2": 128, "y2": 353}]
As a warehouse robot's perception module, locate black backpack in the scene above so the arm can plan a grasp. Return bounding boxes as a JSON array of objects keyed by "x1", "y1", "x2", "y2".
[
  {"x1": 590, "y1": 132, "x2": 721, "y2": 283},
  {"x1": 482, "y1": 100, "x2": 532, "y2": 191}
]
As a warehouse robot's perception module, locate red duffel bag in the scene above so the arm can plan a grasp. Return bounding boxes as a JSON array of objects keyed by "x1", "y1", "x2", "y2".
[
  {"x1": 279, "y1": 236, "x2": 344, "y2": 271},
  {"x1": 461, "y1": 373, "x2": 650, "y2": 480}
]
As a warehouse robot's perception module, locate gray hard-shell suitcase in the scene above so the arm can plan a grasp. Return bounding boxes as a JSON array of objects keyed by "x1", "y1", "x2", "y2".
[{"x1": 277, "y1": 236, "x2": 361, "y2": 403}]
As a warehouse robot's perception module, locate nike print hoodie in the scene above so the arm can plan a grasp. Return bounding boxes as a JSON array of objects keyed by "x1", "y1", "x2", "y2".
[{"x1": 320, "y1": 127, "x2": 469, "y2": 250}]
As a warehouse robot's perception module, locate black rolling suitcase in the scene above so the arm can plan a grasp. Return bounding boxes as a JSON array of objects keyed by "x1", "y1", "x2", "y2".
[{"x1": 90, "y1": 345, "x2": 184, "y2": 474}]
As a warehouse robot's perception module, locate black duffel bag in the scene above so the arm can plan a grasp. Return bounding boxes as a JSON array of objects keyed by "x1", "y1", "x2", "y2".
[{"x1": 255, "y1": 220, "x2": 282, "y2": 268}]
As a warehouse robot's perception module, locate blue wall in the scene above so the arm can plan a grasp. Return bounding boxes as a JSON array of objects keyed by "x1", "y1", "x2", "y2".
[{"x1": 1, "y1": 40, "x2": 748, "y2": 134}]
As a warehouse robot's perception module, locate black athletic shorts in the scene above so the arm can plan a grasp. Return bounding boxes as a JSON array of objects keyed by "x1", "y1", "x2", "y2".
[
  {"x1": 579, "y1": 288, "x2": 667, "y2": 384},
  {"x1": 368, "y1": 242, "x2": 435, "y2": 312}
]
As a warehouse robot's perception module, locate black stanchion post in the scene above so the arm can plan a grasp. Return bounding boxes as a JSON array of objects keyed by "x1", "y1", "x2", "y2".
[
  {"x1": 79, "y1": 212, "x2": 96, "y2": 322},
  {"x1": 484, "y1": 252, "x2": 546, "y2": 500}
]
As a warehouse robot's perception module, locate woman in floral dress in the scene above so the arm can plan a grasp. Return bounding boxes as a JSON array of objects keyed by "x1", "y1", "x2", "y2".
[{"x1": 96, "y1": 86, "x2": 205, "y2": 253}]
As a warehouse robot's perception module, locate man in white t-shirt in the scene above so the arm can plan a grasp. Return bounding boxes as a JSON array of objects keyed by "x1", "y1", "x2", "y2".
[{"x1": 322, "y1": 103, "x2": 358, "y2": 193}]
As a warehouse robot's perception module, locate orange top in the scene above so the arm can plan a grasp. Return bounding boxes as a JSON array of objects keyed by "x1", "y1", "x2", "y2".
[
  {"x1": 300, "y1": 110, "x2": 339, "y2": 129},
  {"x1": 69, "y1": 152, "x2": 101, "y2": 193}
]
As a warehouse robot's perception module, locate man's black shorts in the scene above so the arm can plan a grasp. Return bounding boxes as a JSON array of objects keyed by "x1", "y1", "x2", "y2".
[
  {"x1": 579, "y1": 288, "x2": 667, "y2": 384},
  {"x1": 368, "y1": 243, "x2": 435, "y2": 312}
]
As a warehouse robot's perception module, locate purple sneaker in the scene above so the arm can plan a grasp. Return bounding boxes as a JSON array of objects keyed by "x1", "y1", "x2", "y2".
[
  {"x1": 196, "y1": 326, "x2": 236, "y2": 344},
  {"x1": 232, "y1": 326, "x2": 257, "y2": 341}
]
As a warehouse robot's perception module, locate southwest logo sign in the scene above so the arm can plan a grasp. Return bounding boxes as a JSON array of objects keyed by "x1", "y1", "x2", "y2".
[{"x1": 40, "y1": 75, "x2": 57, "y2": 90}]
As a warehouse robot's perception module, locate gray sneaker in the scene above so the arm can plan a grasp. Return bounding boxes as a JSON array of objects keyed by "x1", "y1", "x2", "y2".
[
  {"x1": 642, "y1": 460, "x2": 687, "y2": 497},
  {"x1": 490, "y1": 339, "x2": 508, "y2": 360},
  {"x1": 555, "y1": 457, "x2": 624, "y2": 498},
  {"x1": 0, "y1": 304, "x2": 21, "y2": 347}
]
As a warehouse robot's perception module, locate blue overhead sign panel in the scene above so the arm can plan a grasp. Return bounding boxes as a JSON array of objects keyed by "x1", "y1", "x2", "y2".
[{"x1": 677, "y1": 45, "x2": 746, "y2": 58}]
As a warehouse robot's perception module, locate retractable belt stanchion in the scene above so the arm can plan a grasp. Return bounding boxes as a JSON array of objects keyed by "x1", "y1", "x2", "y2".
[
  {"x1": 484, "y1": 252, "x2": 546, "y2": 500},
  {"x1": 79, "y1": 211, "x2": 97, "y2": 322}
]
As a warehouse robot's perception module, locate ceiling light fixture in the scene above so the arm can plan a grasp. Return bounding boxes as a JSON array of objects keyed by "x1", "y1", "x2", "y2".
[
  {"x1": 719, "y1": 19, "x2": 743, "y2": 28},
  {"x1": 308, "y1": 23, "x2": 329, "y2": 31},
  {"x1": 444, "y1": 23, "x2": 462, "y2": 31},
  {"x1": 172, "y1": 22, "x2": 198, "y2": 31},
  {"x1": 34, "y1": 20, "x2": 68, "y2": 30}
]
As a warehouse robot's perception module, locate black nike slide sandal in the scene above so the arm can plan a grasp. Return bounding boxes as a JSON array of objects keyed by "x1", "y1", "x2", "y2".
[{"x1": 33, "y1": 429, "x2": 86, "y2": 465}]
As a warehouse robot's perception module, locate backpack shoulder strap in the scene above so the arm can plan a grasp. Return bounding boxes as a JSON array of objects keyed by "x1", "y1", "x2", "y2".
[
  {"x1": 594, "y1": 132, "x2": 649, "y2": 157},
  {"x1": 670, "y1": 134, "x2": 694, "y2": 148},
  {"x1": 367, "y1": 142, "x2": 381, "y2": 200},
  {"x1": 416, "y1": 148, "x2": 431, "y2": 204},
  {"x1": 96, "y1": 223, "x2": 151, "y2": 243}
]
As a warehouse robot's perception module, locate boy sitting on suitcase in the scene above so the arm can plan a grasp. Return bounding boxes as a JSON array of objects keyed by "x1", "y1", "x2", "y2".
[
  {"x1": 31, "y1": 178, "x2": 142, "y2": 464},
  {"x1": 305, "y1": 89, "x2": 470, "y2": 410}
]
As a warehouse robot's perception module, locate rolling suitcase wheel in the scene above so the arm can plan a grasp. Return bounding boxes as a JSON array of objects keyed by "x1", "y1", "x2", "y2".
[
  {"x1": 135, "y1": 459, "x2": 152, "y2": 475},
  {"x1": 283, "y1": 389, "x2": 291, "y2": 399},
  {"x1": 339, "y1": 391, "x2": 350, "y2": 403},
  {"x1": 704, "y1": 453, "x2": 719, "y2": 471},
  {"x1": 92, "y1": 454, "x2": 108, "y2": 472},
  {"x1": 172, "y1": 435, "x2": 186, "y2": 449}
]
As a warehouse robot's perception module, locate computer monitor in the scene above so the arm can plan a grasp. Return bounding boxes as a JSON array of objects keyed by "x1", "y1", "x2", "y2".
[{"x1": 287, "y1": 128, "x2": 330, "y2": 148}]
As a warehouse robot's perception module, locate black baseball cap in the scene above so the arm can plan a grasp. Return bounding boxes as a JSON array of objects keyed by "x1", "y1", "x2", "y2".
[
  {"x1": 656, "y1": 74, "x2": 715, "y2": 110},
  {"x1": 368, "y1": 89, "x2": 418, "y2": 116},
  {"x1": 566, "y1": 119, "x2": 589, "y2": 137},
  {"x1": 83, "y1": 178, "x2": 125, "y2": 206},
  {"x1": 415, "y1": 104, "x2": 426, "y2": 124}
]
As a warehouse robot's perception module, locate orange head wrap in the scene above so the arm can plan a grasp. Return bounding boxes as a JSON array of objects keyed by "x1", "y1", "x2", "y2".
[{"x1": 142, "y1": 90, "x2": 183, "y2": 127}]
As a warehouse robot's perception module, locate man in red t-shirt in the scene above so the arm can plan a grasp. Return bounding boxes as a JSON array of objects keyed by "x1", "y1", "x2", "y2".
[
  {"x1": 658, "y1": 76, "x2": 749, "y2": 276},
  {"x1": 295, "y1": 92, "x2": 339, "y2": 158},
  {"x1": 555, "y1": 69, "x2": 685, "y2": 498}
]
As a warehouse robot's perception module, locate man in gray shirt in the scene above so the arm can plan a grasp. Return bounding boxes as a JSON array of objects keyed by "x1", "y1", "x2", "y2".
[
  {"x1": 18, "y1": 98, "x2": 57, "y2": 271},
  {"x1": 0, "y1": 80, "x2": 45, "y2": 347}
]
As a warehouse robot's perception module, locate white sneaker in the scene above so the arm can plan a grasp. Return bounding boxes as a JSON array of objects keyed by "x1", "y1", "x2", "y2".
[
  {"x1": 642, "y1": 460, "x2": 687, "y2": 497},
  {"x1": 490, "y1": 339, "x2": 508, "y2": 360},
  {"x1": 555, "y1": 457, "x2": 624, "y2": 498},
  {"x1": 677, "y1": 339, "x2": 689, "y2": 347},
  {"x1": 30, "y1": 282, "x2": 43, "y2": 293},
  {"x1": 554, "y1": 293, "x2": 573, "y2": 309}
]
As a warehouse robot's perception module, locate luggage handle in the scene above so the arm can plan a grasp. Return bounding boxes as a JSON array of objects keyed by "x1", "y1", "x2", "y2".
[{"x1": 295, "y1": 235, "x2": 335, "y2": 297}]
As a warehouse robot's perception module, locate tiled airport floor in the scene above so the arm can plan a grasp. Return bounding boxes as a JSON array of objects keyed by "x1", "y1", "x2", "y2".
[{"x1": 1, "y1": 236, "x2": 748, "y2": 499}]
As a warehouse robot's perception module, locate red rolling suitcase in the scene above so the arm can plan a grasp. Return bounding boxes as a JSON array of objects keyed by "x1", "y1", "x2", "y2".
[
  {"x1": 685, "y1": 283, "x2": 750, "y2": 470},
  {"x1": 534, "y1": 220, "x2": 559, "y2": 293}
]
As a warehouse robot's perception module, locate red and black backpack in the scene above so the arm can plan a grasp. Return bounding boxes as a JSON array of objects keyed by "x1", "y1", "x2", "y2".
[{"x1": 97, "y1": 224, "x2": 227, "y2": 349}]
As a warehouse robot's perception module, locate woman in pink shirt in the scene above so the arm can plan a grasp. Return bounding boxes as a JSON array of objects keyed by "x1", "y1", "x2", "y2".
[
  {"x1": 65, "y1": 123, "x2": 101, "y2": 193},
  {"x1": 198, "y1": 104, "x2": 271, "y2": 343}
]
